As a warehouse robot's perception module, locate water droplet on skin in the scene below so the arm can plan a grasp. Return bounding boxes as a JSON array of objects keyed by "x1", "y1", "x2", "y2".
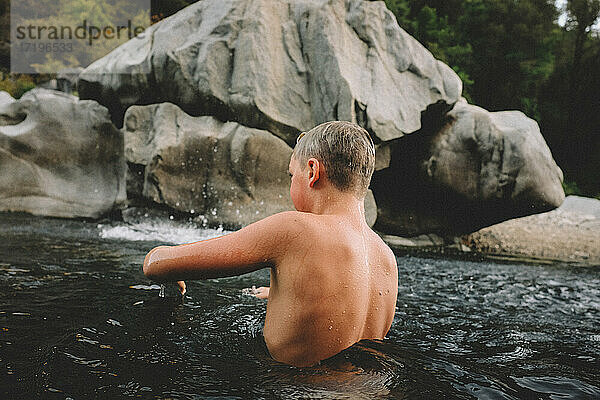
[
  {"x1": 342, "y1": 310, "x2": 346, "y2": 314},
  {"x1": 379, "y1": 291, "x2": 382, "y2": 296},
  {"x1": 328, "y1": 325, "x2": 332, "y2": 330}
]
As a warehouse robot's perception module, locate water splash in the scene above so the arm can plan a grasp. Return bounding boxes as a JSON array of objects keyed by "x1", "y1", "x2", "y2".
[
  {"x1": 98, "y1": 220, "x2": 230, "y2": 245},
  {"x1": 158, "y1": 284, "x2": 165, "y2": 298}
]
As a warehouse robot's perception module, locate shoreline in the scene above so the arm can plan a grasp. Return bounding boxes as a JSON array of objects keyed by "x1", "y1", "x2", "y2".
[{"x1": 382, "y1": 195, "x2": 600, "y2": 267}]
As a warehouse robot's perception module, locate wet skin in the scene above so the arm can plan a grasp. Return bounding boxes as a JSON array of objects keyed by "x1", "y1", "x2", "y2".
[{"x1": 143, "y1": 157, "x2": 398, "y2": 366}]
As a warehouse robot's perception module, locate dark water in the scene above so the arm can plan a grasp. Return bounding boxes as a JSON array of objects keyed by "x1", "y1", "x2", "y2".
[{"x1": 0, "y1": 213, "x2": 599, "y2": 399}]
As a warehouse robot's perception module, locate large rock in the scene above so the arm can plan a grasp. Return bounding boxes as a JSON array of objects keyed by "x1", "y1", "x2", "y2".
[
  {"x1": 74, "y1": 0, "x2": 562, "y2": 234},
  {"x1": 56, "y1": 67, "x2": 84, "y2": 94},
  {"x1": 123, "y1": 103, "x2": 293, "y2": 228},
  {"x1": 0, "y1": 88, "x2": 126, "y2": 218},
  {"x1": 372, "y1": 101, "x2": 565, "y2": 236},
  {"x1": 123, "y1": 102, "x2": 378, "y2": 228},
  {"x1": 79, "y1": 0, "x2": 461, "y2": 151},
  {"x1": 465, "y1": 196, "x2": 600, "y2": 265}
]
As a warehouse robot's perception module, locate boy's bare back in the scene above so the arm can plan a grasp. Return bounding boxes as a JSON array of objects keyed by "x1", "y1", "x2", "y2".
[
  {"x1": 143, "y1": 121, "x2": 399, "y2": 366},
  {"x1": 264, "y1": 212, "x2": 397, "y2": 366}
]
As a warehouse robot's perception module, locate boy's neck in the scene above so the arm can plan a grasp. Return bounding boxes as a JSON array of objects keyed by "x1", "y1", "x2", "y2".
[{"x1": 306, "y1": 186, "x2": 366, "y2": 223}]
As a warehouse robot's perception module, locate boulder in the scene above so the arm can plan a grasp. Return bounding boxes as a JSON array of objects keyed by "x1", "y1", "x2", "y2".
[
  {"x1": 123, "y1": 103, "x2": 293, "y2": 228},
  {"x1": 73, "y1": 0, "x2": 563, "y2": 234},
  {"x1": 0, "y1": 88, "x2": 126, "y2": 218},
  {"x1": 0, "y1": 91, "x2": 13, "y2": 107},
  {"x1": 56, "y1": 67, "x2": 84, "y2": 94},
  {"x1": 123, "y1": 102, "x2": 378, "y2": 228},
  {"x1": 79, "y1": 0, "x2": 461, "y2": 152},
  {"x1": 372, "y1": 101, "x2": 565, "y2": 236},
  {"x1": 464, "y1": 196, "x2": 600, "y2": 265}
]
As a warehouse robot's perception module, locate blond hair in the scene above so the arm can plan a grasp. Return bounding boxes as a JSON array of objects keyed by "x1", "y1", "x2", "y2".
[{"x1": 293, "y1": 121, "x2": 375, "y2": 197}]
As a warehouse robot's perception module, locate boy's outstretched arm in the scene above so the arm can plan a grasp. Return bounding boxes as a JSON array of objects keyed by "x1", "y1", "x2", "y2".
[{"x1": 143, "y1": 212, "x2": 299, "y2": 283}]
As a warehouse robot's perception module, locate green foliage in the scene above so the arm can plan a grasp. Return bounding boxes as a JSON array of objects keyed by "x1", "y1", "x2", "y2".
[
  {"x1": 562, "y1": 180, "x2": 582, "y2": 196},
  {"x1": 10, "y1": 0, "x2": 152, "y2": 74},
  {"x1": 385, "y1": 0, "x2": 474, "y2": 98},
  {"x1": 151, "y1": 0, "x2": 199, "y2": 22},
  {"x1": 384, "y1": 0, "x2": 598, "y2": 196},
  {"x1": 458, "y1": 0, "x2": 557, "y2": 118},
  {"x1": 0, "y1": 73, "x2": 36, "y2": 98},
  {"x1": 539, "y1": 0, "x2": 600, "y2": 196},
  {"x1": 385, "y1": 0, "x2": 413, "y2": 29},
  {"x1": 565, "y1": 0, "x2": 600, "y2": 31}
]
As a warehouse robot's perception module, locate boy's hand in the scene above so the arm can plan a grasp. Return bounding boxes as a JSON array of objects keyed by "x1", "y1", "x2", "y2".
[
  {"x1": 242, "y1": 285, "x2": 270, "y2": 299},
  {"x1": 254, "y1": 286, "x2": 269, "y2": 299},
  {"x1": 177, "y1": 280, "x2": 186, "y2": 295}
]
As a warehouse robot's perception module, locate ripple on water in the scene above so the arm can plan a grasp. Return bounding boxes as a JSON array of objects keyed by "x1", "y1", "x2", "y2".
[
  {"x1": 1, "y1": 215, "x2": 599, "y2": 399},
  {"x1": 513, "y1": 376, "x2": 600, "y2": 399}
]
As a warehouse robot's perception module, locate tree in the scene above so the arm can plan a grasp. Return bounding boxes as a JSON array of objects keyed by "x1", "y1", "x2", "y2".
[
  {"x1": 539, "y1": 0, "x2": 600, "y2": 195},
  {"x1": 457, "y1": 0, "x2": 558, "y2": 119},
  {"x1": 384, "y1": 0, "x2": 474, "y2": 99}
]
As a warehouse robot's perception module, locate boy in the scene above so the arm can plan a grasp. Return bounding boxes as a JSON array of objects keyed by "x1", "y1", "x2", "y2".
[{"x1": 143, "y1": 121, "x2": 398, "y2": 367}]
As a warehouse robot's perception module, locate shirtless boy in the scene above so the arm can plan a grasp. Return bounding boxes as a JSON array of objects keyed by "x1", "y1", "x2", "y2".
[{"x1": 143, "y1": 121, "x2": 398, "y2": 367}]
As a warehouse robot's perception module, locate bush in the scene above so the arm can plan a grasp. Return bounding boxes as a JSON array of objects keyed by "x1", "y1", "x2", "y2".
[
  {"x1": 0, "y1": 73, "x2": 36, "y2": 98},
  {"x1": 562, "y1": 180, "x2": 582, "y2": 196}
]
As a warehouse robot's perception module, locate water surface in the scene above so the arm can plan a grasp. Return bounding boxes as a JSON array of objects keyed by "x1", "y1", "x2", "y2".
[{"x1": 0, "y1": 213, "x2": 598, "y2": 399}]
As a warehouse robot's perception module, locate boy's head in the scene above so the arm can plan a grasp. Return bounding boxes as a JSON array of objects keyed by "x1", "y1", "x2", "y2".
[{"x1": 291, "y1": 121, "x2": 375, "y2": 198}]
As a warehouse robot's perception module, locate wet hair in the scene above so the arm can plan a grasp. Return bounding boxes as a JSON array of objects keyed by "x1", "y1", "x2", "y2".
[{"x1": 292, "y1": 121, "x2": 375, "y2": 197}]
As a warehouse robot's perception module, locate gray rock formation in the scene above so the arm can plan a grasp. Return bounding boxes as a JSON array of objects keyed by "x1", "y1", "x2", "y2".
[
  {"x1": 0, "y1": 91, "x2": 13, "y2": 107},
  {"x1": 123, "y1": 102, "x2": 378, "y2": 228},
  {"x1": 372, "y1": 101, "x2": 565, "y2": 236},
  {"x1": 0, "y1": 88, "x2": 126, "y2": 218},
  {"x1": 79, "y1": 0, "x2": 461, "y2": 153},
  {"x1": 69, "y1": 0, "x2": 563, "y2": 233},
  {"x1": 464, "y1": 196, "x2": 600, "y2": 265},
  {"x1": 558, "y1": 195, "x2": 600, "y2": 220},
  {"x1": 57, "y1": 67, "x2": 84, "y2": 94},
  {"x1": 123, "y1": 103, "x2": 293, "y2": 228}
]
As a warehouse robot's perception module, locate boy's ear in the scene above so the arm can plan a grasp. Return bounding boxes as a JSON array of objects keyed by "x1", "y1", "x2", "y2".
[{"x1": 307, "y1": 158, "x2": 320, "y2": 188}]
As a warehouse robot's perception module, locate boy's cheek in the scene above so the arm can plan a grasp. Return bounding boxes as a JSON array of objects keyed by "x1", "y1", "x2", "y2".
[{"x1": 290, "y1": 186, "x2": 304, "y2": 211}]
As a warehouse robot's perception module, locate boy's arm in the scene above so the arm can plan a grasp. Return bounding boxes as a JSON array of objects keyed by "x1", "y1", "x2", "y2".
[{"x1": 143, "y1": 211, "x2": 299, "y2": 282}]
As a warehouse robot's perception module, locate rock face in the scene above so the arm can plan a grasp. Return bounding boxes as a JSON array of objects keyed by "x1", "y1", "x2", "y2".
[
  {"x1": 123, "y1": 103, "x2": 294, "y2": 228},
  {"x1": 123, "y1": 102, "x2": 378, "y2": 228},
  {"x1": 57, "y1": 67, "x2": 84, "y2": 94},
  {"x1": 0, "y1": 89, "x2": 126, "y2": 218},
  {"x1": 64, "y1": 0, "x2": 563, "y2": 233},
  {"x1": 78, "y1": 0, "x2": 461, "y2": 151},
  {"x1": 372, "y1": 101, "x2": 565, "y2": 236},
  {"x1": 465, "y1": 196, "x2": 600, "y2": 265}
]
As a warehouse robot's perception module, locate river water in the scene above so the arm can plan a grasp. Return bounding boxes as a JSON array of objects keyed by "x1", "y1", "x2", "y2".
[{"x1": 0, "y1": 212, "x2": 598, "y2": 399}]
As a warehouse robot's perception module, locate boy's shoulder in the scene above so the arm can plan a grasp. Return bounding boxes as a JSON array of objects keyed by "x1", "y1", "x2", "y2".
[
  {"x1": 264, "y1": 211, "x2": 395, "y2": 259},
  {"x1": 259, "y1": 210, "x2": 345, "y2": 247},
  {"x1": 261, "y1": 210, "x2": 322, "y2": 230}
]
